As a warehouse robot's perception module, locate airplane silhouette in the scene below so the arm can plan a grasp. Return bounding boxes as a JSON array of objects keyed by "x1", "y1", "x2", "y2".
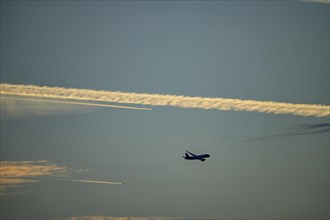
[{"x1": 183, "y1": 150, "x2": 210, "y2": 161}]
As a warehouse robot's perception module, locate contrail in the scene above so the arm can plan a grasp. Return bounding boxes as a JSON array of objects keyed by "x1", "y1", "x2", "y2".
[
  {"x1": 1, "y1": 83, "x2": 329, "y2": 117},
  {"x1": 73, "y1": 179, "x2": 123, "y2": 185},
  {"x1": 2, "y1": 96, "x2": 152, "y2": 111},
  {"x1": 246, "y1": 123, "x2": 330, "y2": 142}
]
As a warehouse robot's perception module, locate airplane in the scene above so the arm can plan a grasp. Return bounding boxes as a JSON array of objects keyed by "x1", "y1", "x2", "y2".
[{"x1": 183, "y1": 150, "x2": 210, "y2": 161}]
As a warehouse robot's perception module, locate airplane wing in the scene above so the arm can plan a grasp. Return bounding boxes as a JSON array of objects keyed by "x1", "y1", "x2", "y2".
[{"x1": 186, "y1": 150, "x2": 197, "y2": 156}]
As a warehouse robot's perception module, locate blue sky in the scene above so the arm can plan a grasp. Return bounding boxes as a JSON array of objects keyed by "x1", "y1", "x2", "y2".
[{"x1": 0, "y1": 1, "x2": 329, "y2": 219}]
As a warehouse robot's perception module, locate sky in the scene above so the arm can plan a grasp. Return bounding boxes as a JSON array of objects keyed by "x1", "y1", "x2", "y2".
[{"x1": 0, "y1": 0, "x2": 329, "y2": 220}]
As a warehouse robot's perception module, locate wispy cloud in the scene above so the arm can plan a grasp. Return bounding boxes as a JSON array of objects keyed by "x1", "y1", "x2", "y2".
[
  {"x1": 0, "y1": 96, "x2": 86, "y2": 118},
  {"x1": 0, "y1": 95, "x2": 152, "y2": 118},
  {"x1": 4, "y1": 96, "x2": 153, "y2": 111},
  {"x1": 1, "y1": 83, "x2": 329, "y2": 117},
  {"x1": 0, "y1": 160, "x2": 71, "y2": 195},
  {"x1": 246, "y1": 123, "x2": 330, "y2": 142},
  {"x1": 0, "y1": 160, "x2": 125, "y2": 195}
]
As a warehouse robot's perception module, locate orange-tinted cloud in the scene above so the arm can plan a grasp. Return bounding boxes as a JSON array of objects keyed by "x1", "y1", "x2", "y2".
[
  {"x1": 1, "y1": 83, "x2": 329, "y2": 117},
  {"x1": 0, "y1": 160, "x2": 71, "y2": 195}
]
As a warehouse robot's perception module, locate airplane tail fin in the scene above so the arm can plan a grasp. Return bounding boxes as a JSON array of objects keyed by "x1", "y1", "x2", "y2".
[{"x1": 185, "y1": 153, "x2": 190, "y2": 158}]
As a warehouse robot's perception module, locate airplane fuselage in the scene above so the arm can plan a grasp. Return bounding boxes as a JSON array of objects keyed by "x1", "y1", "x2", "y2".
[{"x1": 183, "y1": 151, "x2": 210, "y2": 161}]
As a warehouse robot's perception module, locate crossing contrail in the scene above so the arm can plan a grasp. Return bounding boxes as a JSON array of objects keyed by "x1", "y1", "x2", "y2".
[
  {"x1": 73, "y1": 179, "x2": 123, "y2": 185},
  {"x1": 1, "y1": 83, "x2": 329, "y2": 117}
]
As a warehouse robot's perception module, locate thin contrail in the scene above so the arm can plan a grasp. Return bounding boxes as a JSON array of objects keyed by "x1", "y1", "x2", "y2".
[
  {"x1": 2, "y1": 96, "x2": 153, "y2": 111},
  {"x1": 1, "y1": 83, "x2": 329, "y2": 117},
  {"x1": 73, "y1": 179, "x2": 123, "y2": 185}
]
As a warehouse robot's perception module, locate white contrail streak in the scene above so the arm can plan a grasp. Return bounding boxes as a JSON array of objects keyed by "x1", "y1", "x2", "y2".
[
  {"x1": 1, "y1": 83, "x2": 329, "y2": 117},
  {"x1": 2, "y1": 96, "x2": 153, "y2": 111},
  {"x1": 73, "y1": 179, "x2": 123, "y2": 185}
]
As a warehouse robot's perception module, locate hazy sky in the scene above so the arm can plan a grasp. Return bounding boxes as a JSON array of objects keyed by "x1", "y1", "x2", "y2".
[{"x1": 1, "y1": 1, "x2": 329, "y2": 220}]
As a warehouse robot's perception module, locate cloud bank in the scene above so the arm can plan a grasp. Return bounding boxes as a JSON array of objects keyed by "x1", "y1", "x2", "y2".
[{"x1": 1, "y1": 83, "x2": 329, "y2": 117}]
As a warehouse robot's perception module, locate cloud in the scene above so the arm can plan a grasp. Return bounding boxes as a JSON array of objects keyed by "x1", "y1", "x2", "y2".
[
  {"x1": 0, "y1": 160, "x2": 124, "y2": 195},
  {"x1": 0, "y1": 96, "x2": 86, "y2": 118},
  {"x1": 0, "y1": 160, "x2": 71, "y2": 196},
  {"x1": 1, "y1": 83, "x2": 329, "y2": 117},
  {"x1": 0, "y1": 95, "x2": 152, "y2": 118},
  {"x1": 246, "y1": 123, "x2": 330, "y2": 142},
  {"x1": 5, "y1": 96, "x2": 153, "y2": 111}
]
